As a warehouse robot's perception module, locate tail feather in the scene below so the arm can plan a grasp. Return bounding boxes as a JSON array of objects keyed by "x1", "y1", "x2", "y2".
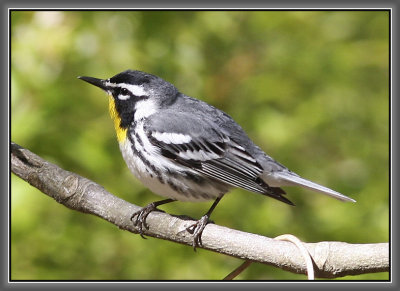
[{"x1": 263, "y1": 171, "x2": 356, "y2": 202}]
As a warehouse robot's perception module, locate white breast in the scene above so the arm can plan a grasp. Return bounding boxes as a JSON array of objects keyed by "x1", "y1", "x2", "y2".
[{"x1": 118, "y1": 128, "x2": 227, "y2": 202}]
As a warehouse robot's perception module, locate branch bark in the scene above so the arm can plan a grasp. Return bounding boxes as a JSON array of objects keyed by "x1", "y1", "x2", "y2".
[{"x1": 10, "y1": 142, "x2": 389, "y2": 279}]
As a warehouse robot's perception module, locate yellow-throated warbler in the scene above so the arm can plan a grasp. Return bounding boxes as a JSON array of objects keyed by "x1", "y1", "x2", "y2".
[{"x1": 79, "y1": 70, "x2": 355, "y2": 249}]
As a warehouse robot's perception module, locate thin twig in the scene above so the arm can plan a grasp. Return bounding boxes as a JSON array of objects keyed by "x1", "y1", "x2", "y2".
[{"x1": 223, "y1": 261, "x2": 253, "y2": 280}]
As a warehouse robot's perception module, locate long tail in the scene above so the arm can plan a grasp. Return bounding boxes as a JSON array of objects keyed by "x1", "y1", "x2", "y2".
[{"x1": 263, "y1": 171, "x2": 356, "y2": 202}]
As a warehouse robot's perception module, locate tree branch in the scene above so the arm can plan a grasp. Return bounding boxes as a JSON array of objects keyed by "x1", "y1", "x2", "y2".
[{"x1": 10, "y1": 142, "x2": 389, "y2": 279}]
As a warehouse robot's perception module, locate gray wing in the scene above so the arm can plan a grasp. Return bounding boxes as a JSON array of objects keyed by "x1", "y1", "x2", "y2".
[
  {"x1": 149, "y1": 97, "x2": 355, "y2": 204},
  {"x1": 144, "y1": 110, "x2": 293, "y2": 205}
]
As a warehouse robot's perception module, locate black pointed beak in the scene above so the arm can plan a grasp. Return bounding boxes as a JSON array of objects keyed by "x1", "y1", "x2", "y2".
[{"x1": 78, "y1": 76, "x2": 108, "y2": 91}]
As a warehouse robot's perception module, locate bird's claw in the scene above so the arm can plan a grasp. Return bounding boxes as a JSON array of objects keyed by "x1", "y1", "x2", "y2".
[
  {"x1": 186, "y1": 215, "x2": 211, "y2": 251},
  {"x1": 131, "y1": 203, "x2": 161, "y2": 238}
]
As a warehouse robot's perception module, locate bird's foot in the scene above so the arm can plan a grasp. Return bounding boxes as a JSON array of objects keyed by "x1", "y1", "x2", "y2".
[
  {"x1": 131, "y1": 203, "x2": 164, "y2": 238},
  {"x1": 186, "y1": 215, "x2": 211, "y2": 251}
]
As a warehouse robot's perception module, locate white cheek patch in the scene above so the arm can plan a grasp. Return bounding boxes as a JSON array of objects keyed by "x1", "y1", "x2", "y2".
[
  {"x1": 152, "y1": 132, "x2": 192, "y2": 144},
  {"x1": 134, "y1": 99, "x2": 158, "y2": 121}
]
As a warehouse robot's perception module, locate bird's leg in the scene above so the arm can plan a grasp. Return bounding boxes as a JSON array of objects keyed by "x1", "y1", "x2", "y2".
[
  {"x1": 131, "y1": 198, "x2": 175, "y2": 238},
  {"x1": 186, "y1": 196, "x2": 223, "y2": 251}
]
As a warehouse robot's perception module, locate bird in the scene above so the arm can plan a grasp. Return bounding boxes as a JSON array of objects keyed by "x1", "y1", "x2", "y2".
[{"x1": 78, "y1": 70, "x2": 355, "y2": 249}]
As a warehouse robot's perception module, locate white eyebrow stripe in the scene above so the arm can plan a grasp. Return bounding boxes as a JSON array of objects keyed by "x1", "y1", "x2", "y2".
[{"x1": 105, "y1": 82, "x2": 148, "y2": 96}]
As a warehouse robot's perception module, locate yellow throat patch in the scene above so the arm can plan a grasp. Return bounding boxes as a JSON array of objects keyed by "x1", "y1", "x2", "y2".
[{"x1": 108, "y1": 96, "x2": 127, "y2": 143}]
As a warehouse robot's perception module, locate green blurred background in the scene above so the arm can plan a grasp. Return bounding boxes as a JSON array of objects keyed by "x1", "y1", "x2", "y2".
[{"x1": 11, "y1": 10, "x2": 389, "y2": 280}]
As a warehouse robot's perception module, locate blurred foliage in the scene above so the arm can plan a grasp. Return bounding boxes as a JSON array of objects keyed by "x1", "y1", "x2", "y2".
[{"x1": 11, "y1": 10, "x2": 389, "y2": 280}]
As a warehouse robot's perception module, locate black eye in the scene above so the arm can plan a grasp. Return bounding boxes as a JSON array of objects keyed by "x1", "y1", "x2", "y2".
[{"x1": 120, "y1": 88, "x2": 129, "y2": 95}]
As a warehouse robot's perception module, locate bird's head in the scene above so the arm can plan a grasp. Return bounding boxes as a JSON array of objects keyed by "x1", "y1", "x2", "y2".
[{"x1": 79, "y1": 70, "x2": 178, "y2": 142}]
